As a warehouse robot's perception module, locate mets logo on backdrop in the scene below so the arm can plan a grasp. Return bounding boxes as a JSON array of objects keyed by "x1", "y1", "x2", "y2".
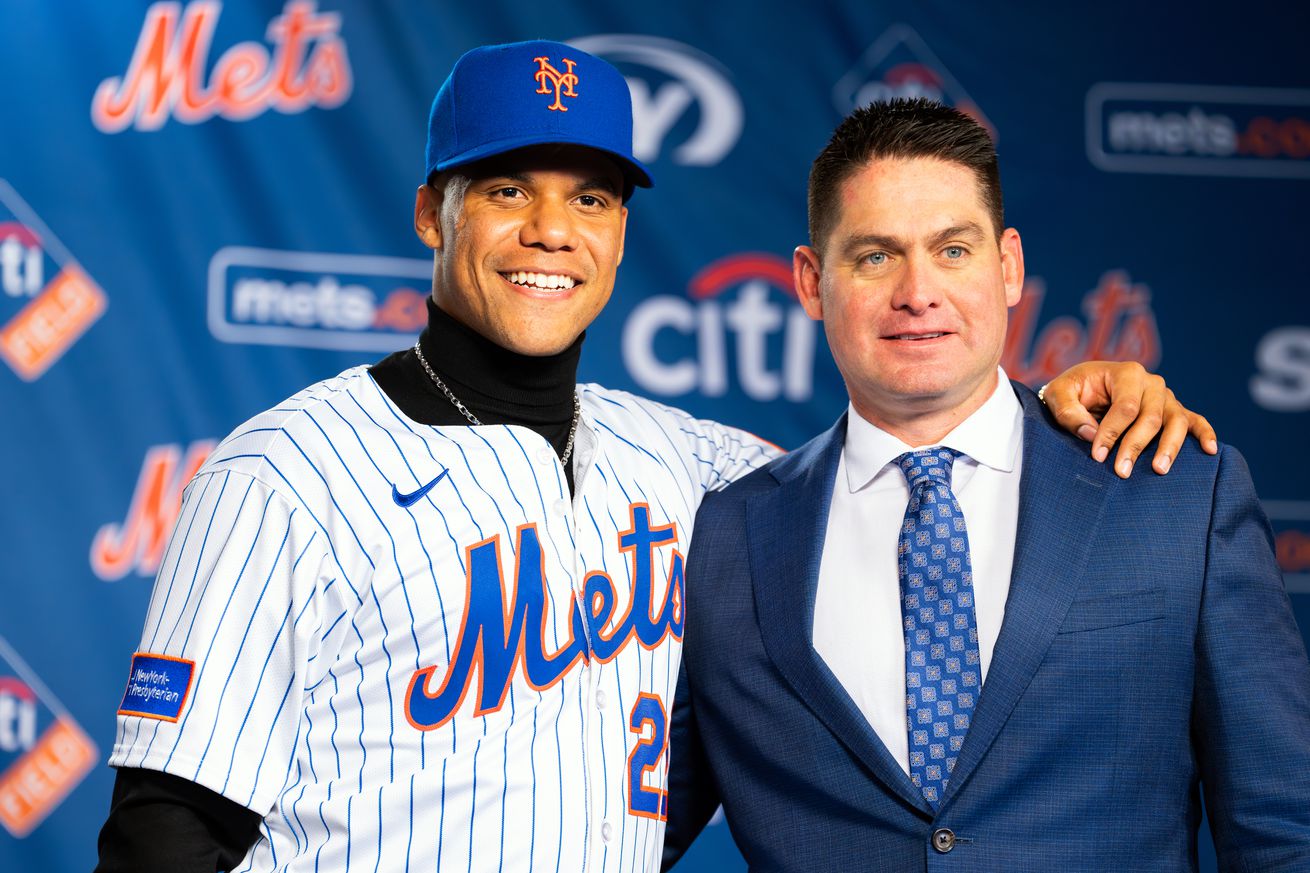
[
  {"x1": 91, "y1": 0, "x2": 352, "y2": 133},
  {"x1": 534, "y1": 56, "x2": 579, "y2": 111},
  {"x1": 0, "y1": 636, "x2": 97, "y2": 837},
  {"x1": 833, "y1": 24, "x2": 994, "y2": 138},
  {"x1": 1086, "y1": 83, "x2": 1310, "y2": 178},
  {"x1": 621, "y1": 252, "x2": 818, "y2": 402},
  {"x1": 207, "y1": 247, "x2": 428, "y2": 351},
  {"x1": 1001, "y1": 270, "x2": 1162, "y2": 386},
  {"x1": 91, "y1": 440, "x2": 216, "y2": 582},
  {"x1": 0, "y1": 181, "x2": 107, "y2": 381}
]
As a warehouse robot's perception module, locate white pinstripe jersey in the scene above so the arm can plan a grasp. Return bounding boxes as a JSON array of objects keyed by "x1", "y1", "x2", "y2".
[{"x1": 109, "y1": 365, "x2": 777, "y2": 872}]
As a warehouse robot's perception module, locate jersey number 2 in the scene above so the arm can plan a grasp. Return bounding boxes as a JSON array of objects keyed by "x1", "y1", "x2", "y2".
[{"x1": 627, "y1": 693, "x2": 668, "y2": 820}]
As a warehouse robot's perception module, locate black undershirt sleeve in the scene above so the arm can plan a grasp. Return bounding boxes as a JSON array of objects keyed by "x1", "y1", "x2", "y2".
[{"x1": 95, "y1": 767, "x2": 263, "y2": 873}]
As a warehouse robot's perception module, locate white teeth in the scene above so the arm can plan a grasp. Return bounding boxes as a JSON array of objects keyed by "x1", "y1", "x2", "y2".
[
  {"x1": 506, "y1": 271, "x2": 575, "y2": 290},
  {"x1": 891, "y1": 333, "x2": 945, "y2": 340}
]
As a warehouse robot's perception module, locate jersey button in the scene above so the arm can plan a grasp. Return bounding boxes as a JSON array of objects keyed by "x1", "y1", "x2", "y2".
[
  {"x1": 601, "y1": 821, "x2": 613, "y2": 842},
  {"x1": 553, "y1": 498, "x2": 570, "y2": 516},
  {"x1": 595, "y1": 690, "x2": 607, "y2": 709},
  {"x1": 537, "y1": 448, "x2": 555, "y2": 465}
]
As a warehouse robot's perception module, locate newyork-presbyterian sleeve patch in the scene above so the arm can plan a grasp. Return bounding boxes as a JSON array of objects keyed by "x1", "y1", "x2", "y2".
[{"x1": 117, "y1": 653, "x2": 195, "y2": 722}]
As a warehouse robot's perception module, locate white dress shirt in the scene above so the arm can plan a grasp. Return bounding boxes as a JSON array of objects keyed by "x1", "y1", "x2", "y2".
[{"x1": 812, "y1": 370, "x2": 1024, "y2": 774}]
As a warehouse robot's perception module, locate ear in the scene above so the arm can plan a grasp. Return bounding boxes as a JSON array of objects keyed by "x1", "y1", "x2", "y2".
[
  {"x1": 999, "y1": 227, "x2": 1025, "y2": 307},
  {"x1": 793, "y1": 245, "x2": 825, "y2": 320},
  {"x1": 615, "y1": 205, "x2": 628, "y2": 267},
  {"x1": 414, "y1": 185, "x2": 443, "y2": 251}
]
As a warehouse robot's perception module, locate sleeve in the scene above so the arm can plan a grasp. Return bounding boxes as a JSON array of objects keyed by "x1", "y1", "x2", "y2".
[
  {"x1": 677, "y1": 411, "x2": 782, "y2": 494},
  {"x1": 1192, "y1": 445, "x2": 1310, "y2": 871},
  {"x1": 661, "y1": 660, "x2": 723, "y2": 870},
  {"x1": 95, "y1": 767, "x2": 263, "y2": 873},
  {"x1": 108, "y1": 467, "x2": 340, "y2": 816}
]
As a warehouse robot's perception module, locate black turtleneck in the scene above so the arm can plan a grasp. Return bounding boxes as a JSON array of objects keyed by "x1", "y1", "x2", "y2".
[
  {"x1": 94, "y1": 300, "x2": 588, "y2": 873},
  {"x1": 369, "y1": 298, "x2": 583, "y2": 491}
]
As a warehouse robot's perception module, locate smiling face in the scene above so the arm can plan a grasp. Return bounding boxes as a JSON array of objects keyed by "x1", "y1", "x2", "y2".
[
  {"x1": 793, "y1": 156, "x2": 1024, "y2": 440},
  {"x1": 415, "y1": 145, "x2": 628, "y2": 356}
]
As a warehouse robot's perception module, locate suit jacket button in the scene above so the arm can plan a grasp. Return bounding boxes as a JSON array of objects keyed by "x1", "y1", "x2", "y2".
[{"x1": 932, "y1": 828, "x2": 956, "y2": 853}]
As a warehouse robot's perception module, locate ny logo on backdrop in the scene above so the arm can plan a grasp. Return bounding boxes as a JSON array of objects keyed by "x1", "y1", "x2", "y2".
[{"x1": 569, "y1": 34, "x2": 742, "y2": 166}]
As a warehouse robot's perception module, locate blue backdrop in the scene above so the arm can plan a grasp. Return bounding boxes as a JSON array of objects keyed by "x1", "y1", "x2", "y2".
[{"x1": 0, "y1": 2, "x2": 1305, "y2": 870}]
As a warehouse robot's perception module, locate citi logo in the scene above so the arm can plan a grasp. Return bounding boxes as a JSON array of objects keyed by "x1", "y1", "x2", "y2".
[
  {"x1": 0, "y1": 680, "x2": 36, "y2": 755},
  {"x1": 622, "y1": 253, "x2": 816, "y2": 402},
  {"x1": 91, "y1": 0, "x2": 352, "y2": 133},
  {"x1": 0, "y1": 224, "x2": 42, "y2": 299},
  {"x1": 208, "y1": 248, "x2": 430, "y2": 351},
  {"x1": 569, "y1": 34, "x2": 742, "y2": 166}
]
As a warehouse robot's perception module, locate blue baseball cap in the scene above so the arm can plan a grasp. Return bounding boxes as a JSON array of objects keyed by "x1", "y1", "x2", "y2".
[{"x1": 425, "y1": 40, "x2": 654, "y2": 192}]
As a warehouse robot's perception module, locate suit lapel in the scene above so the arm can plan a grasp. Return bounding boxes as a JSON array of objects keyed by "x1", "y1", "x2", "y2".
[
  {"x1": 749, "y1": 415, "x2": 932, "y2": 815},
  {"x1": 940, "y1": 385, "x2": 1114, "y2": 809}
]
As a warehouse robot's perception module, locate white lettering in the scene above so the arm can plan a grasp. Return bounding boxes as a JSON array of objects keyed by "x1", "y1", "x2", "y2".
[
  {"x1": 622, "y1": 296, "x2": 698, "y2": 396},
  {"x1": 231, "y1": 276, "x2": 376, "y2": 329},
  {"x1": 1251, "y1": 326, "x2": 1310, "y2": 411},
  {"x1": 627, "y1": 78, "x2": 693, "y2": 163}
]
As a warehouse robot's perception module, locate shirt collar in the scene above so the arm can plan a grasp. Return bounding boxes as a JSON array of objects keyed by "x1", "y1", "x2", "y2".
[{"x1": 843, "y1": 368, "x2": 1024, "y2": 492}]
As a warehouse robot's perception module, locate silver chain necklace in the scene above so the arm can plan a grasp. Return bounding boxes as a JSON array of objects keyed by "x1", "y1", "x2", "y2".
[{"x1": 413, "y1": 341, "x2": 581, "y2": 466}]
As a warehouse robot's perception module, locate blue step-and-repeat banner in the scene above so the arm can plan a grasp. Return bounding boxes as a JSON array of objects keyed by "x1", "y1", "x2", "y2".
[{"x1": 0, "y1": 2, "x2": 1305, "y2": 870}]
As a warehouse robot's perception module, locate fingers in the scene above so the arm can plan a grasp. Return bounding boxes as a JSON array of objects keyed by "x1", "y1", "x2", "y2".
[
  {"x1": 1040, "y1": 364, "x2": 1103, "y2": 445},
  {"x1": 1149, "y1": 391, "x2": 1190, "y2": 474},
  {"x1": 1102, "y1": 373, "x2": 1166, "y2": 478},
  {"x1": 1188, "y1": 411, "x2": 1219, "y2": 455}
]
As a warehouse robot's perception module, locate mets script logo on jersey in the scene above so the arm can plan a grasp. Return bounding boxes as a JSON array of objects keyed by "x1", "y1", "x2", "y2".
[
  {"x1": 1001, "y1": 270, "x2": 1162, "y2": 387},
  {"x1": 622, "y1": 251, "x2": 819, "y2": 402},
  {"x1": 91, "y1": 0, "x2": 352, "y2": 133},
  {"x1": 0, "y1": 637, "x2": 98, "y2": 838},
  {"x1": 1087, "y1": 83, "x2": 1310, "y2": 179},
  {"x1": 405, "y1": 504, "x2": 684, "y2": 730},
  {"x1": 208, "y1": 247, "x2": 429, "y2": 352},
  {"x1": 0, "y1": 181, "x2": 107, "y2": 381},
  {"x1": 534, "y1": 56, "x2": 579, "y2": 111},
  {"x1": 569, "y1": 34, "x2": 742, "y2": 166},
  {"x1": 833, "y1": 24, "x2": 994, "y2": 139},
  {"x1": 91, "y1": 440, "x2": 215, "y2": 582}
]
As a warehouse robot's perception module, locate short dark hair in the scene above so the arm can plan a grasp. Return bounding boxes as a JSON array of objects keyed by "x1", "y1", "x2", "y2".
[{"x1": 807, "y1": 98, "x2": 1003, "y2": 253}]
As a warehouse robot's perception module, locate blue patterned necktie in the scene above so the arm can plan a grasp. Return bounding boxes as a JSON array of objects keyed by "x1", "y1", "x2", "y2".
[{"x1": 895, "y1": 447, "x2": 980, "y2": 809}]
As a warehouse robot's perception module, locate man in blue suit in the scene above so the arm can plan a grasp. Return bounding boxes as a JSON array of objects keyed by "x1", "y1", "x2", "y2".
[{"x1": 662, "y1": 99, "x2": 1310, "y2": 871}]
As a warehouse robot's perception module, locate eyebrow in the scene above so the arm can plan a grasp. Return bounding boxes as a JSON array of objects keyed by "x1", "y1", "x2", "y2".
[
  {"x1": 837, "y1": 222, "x2": 989, "y2": 259},
  {"x1": 485, "y1": 171, "x2": 620, "y2": 197}
]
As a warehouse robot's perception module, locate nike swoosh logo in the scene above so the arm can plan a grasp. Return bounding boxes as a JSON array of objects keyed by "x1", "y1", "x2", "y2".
[{"x1": 392, "y1": 469, "x2": 449, "y2": 507}]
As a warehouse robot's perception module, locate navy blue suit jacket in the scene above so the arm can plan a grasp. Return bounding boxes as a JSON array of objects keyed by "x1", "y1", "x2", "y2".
[{"x1": 663, "y1": 383, "x2": 1310, "y2": 872}]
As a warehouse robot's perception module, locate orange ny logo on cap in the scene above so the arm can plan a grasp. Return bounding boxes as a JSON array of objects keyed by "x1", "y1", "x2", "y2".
[{"x1": 533, "y1": 56, "x2": 579, "y2": 111}]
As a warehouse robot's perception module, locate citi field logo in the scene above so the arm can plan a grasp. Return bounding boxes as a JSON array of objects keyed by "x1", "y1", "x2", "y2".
[
  {"x1": 208, "y1": 248, "x2": 429, "y2": 351},
  {"x1": 1001, "y1": 271, "x2": 1162, "y2": 387},
  {"x1": 622, "y1": 253, "x2": 817, "y2": 402},
  {"x1": 834, "y1": 25, "x2": 993, "y2": 137},
  {"x1": 568, "y1": 34, "x2": 742, "y2": 166},
  {"x1": 92, "y1": 440, "x2": 215, "y2": 582},
  {"x1": 91, "y1": 0, "x2": 352, "y2": 133},
  {"x1": 534, "y1": 56, "x2": 579, "y2": 111},
  {"x1": 1087, "y1": 83, "x2": 1310, "y2": 178},
  {"x1": 0, "y1": 181, "x2": 107, "y2": 381},
  {"x1": 0, "y1": 637, "x2": 97, "y2": 838}
]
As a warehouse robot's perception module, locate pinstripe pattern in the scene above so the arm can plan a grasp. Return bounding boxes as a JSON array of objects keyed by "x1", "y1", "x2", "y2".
[{"x1": 110, "y1": 365, "x2": 776, "y2": 872}]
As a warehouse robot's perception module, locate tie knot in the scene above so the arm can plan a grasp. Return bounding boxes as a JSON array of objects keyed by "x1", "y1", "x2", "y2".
[{"x1": 895, "y1": 447, "x2": 960, "y2": 490}]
